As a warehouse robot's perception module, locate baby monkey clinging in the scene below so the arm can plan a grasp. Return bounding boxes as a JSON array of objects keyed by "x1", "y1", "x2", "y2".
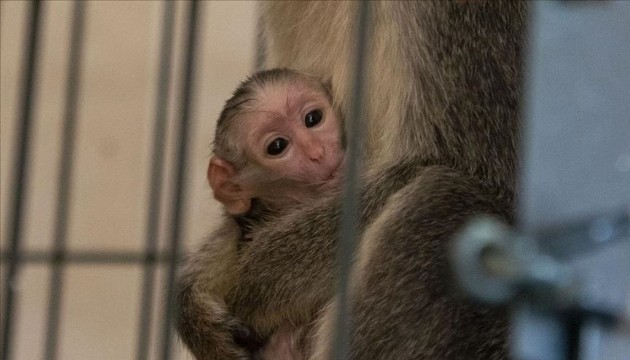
[{"x1": 177, "y1": 68, "x2": 346, "y2": 360}]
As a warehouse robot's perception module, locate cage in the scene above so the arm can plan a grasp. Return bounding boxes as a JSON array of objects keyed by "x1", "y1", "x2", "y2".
[{"x1": 1, "y1": 1, "x2": 260, "y2": 359}]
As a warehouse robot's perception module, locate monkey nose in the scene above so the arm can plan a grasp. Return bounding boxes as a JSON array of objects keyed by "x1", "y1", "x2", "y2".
[{"x1": 307, "y1": 144, "x2": 325, "y2": 161}]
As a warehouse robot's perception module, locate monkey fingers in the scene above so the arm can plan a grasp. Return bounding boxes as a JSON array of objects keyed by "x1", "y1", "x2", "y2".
[{"x1": 231, "y1": 317, "x2": 265, "y2": 354}]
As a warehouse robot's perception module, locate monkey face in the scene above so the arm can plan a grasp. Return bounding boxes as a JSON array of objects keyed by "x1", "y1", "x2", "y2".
[{"x1": 240, "y1": 82, "x2": 346, "y2": 195}]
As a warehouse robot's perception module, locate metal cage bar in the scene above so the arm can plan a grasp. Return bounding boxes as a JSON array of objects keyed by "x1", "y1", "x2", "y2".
[
  {"x1": 332, "y1": 3, "x2": 371, "y2": 360},
  {"x1": 1, "y1": 1, "x2": 44, "y2": 358},
  {"x1": 136, "y1": 2, "x2": 176, "y2": 359},
  {"x1": 43, "y1": 2, "x2": 86, "y2": 359},
  {"x1": 160, "y1": 1, "x2": 201, "y2": 359},
  {"x1": 0, "y1": 250, "x2": 176, "y2": 265}
]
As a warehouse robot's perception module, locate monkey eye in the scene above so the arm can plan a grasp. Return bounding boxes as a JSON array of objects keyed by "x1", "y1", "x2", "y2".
[
  {"x1": 266, "y1": 137, "x2": 289, "y2": 156},
  {"x1": 304, "y1": 110, "x2": 323, "y2": 128}
]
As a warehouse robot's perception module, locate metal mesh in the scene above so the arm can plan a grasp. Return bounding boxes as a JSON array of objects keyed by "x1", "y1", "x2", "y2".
[{"x1": 0, "y1": 1, "x2": 212, "y2": 359}]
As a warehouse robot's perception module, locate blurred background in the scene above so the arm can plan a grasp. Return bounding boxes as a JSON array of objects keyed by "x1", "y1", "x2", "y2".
[{"x1": 1, "y1": 1, "x2": 258, "y2": 359}]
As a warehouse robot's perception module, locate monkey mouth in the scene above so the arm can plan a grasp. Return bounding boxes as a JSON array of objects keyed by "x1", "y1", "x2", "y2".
[
  {"x1": 325, "y1": 158, "x2": 346, "y2": 182},
  {"x1": 313, "y1": 167, "x2": 341, "y2": 191}
]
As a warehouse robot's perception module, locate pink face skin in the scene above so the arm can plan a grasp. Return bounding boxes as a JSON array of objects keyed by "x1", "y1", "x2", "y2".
[{"x1": 239, "y1": 82, "x2": 345, "y2": 197}]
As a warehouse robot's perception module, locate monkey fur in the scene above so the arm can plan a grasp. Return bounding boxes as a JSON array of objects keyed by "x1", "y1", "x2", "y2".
[{"x1": 177, "y1": 1, "x2": 528, "y2": 359}]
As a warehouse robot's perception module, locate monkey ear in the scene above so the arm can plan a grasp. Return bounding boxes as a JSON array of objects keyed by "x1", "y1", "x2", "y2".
[{"x1": 207, "y1": 157, "x2": 252, "y2": 215}]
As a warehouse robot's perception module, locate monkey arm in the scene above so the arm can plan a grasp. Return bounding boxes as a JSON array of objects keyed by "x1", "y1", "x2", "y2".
[
  {"x1": 176, "y1": 220, "x2": 258, "y2": 360},
  {"x1": 226, "y1": 158, "x2": 432, "y2": 337},
  {"x1": 228, "y1": 164, "x2": 510, "y2": 359},
  {"x1": 226, "y1": 195, "x2": 341, "y2": 337}
]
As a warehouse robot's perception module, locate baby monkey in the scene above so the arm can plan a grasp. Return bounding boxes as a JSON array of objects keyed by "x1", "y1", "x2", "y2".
[{"x1": 178, "y1": 68, "x2": 346, "y2": 360}]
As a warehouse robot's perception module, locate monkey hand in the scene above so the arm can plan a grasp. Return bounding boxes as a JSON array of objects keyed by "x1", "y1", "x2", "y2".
[
  {"x1": 176, "y1": 220, "x2": 255, "y2": 359},
  {"x1": 231, "y1": 319, "x2": 265, "y2": 354},
  {"x1": 177, "y1": 284, "x2": 256, "y2": 360}
]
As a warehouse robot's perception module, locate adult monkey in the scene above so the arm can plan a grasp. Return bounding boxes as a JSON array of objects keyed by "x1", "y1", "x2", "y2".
[{"x1": 179, "y1": 1, "x2": 528, "y2": 359}]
